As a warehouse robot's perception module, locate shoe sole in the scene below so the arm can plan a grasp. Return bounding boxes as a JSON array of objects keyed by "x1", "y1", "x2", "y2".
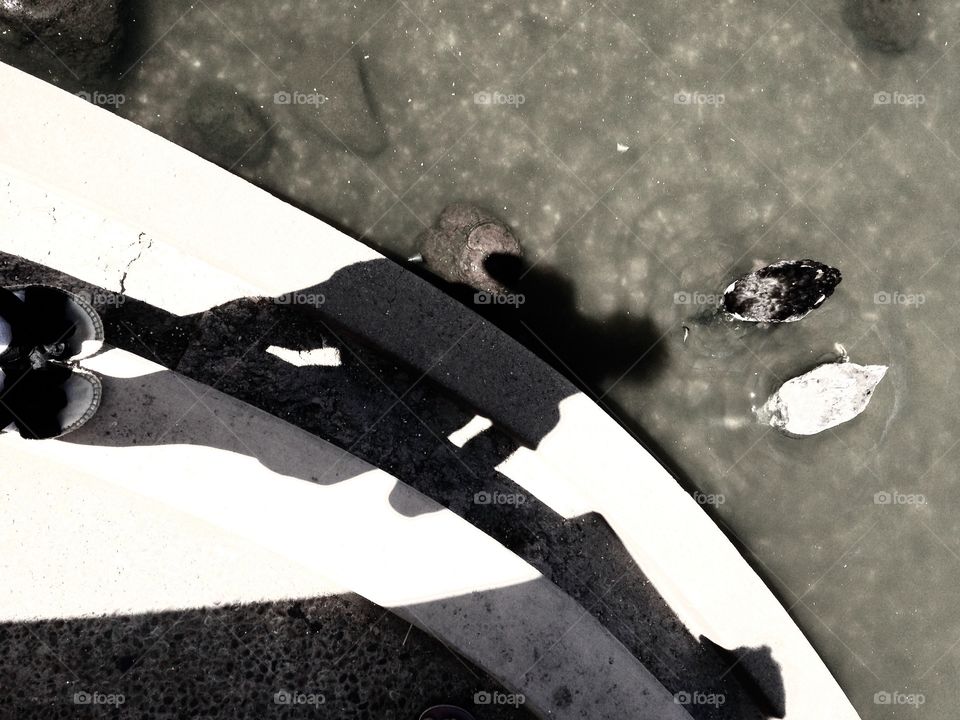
[{"x1": 54, "y1": 364, "x2": 103, "y2": 438}]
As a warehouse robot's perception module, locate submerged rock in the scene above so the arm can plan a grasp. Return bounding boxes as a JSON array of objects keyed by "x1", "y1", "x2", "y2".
[
  {"x1": 178, "y1": 81, "x2": 274, "y2": 170},
  {"x1": 0, "y1": 0, "x2": 125, "y2": 87},
  {"x1": 722, "y1": 259, "x2": 841, "y2": 323},
  {"x1": 418, "y1": 204, "x2": 523, "y2": 295},
  {"x1": 759, "y1": 362, "x2": 888, "y2": 436},
  {"x1": 279, "y1": 39, "x2": 387, "y2": 157},
  {"x1": 860, "y1": 0, "x2": 925, "y2": 52}
]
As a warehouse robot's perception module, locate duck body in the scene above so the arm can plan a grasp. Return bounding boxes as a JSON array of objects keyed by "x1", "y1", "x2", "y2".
[
  {"x1": 758, "y1": 361, "x2": 888, "y2": 436},
  {"x1": 722, "y1": 259, "x2": 842, "y2": 323}
]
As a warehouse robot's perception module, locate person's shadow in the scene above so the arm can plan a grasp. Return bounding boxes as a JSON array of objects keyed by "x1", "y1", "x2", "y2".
[{"x1": 1, "y1": 250, "x2": 787, "y2": 719}]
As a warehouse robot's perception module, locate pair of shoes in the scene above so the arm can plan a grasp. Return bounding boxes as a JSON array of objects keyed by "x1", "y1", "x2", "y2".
[{"x1": 0, "y1": 285, "x2": 105, "y2": 440}]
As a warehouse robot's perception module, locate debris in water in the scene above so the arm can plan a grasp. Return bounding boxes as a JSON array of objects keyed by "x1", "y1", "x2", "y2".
[
  {"x1": 178, "y1": 81, "x2": 274, "y2": 169},
  {"x1": 722, "y1": 259, "x2": 841, "y2": 323},
  {"x1": 758, "y1": 361, "x2": 888, "y2": 436},
  {"x1": 617, "y1": 142, "x2": 630, "y2": 153}
]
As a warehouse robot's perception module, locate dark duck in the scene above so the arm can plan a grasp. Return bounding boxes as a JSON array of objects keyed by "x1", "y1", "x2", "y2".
[{"x1": 721, "y1": 259, "x2": 842, "y2": 323}]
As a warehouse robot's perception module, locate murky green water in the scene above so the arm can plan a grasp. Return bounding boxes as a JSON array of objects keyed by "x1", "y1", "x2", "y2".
[{"x1": 31, "y1": 0, "x2": 960, "y2": 716}]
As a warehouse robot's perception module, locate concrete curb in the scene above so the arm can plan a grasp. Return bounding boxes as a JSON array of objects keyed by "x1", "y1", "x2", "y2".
[{"x1": 0, "y1": 61, "x2": 860, "y2": 718}]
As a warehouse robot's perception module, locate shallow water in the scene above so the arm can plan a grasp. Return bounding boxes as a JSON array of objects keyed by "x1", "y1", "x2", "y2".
[{"x1": 24, "y1": 0, "x2": 960, "y2": 716}]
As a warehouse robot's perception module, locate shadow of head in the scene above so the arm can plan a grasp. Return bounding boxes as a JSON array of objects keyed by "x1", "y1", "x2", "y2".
[{"x1": 411, "y1": 251, "x2": 669, "y2": 391}]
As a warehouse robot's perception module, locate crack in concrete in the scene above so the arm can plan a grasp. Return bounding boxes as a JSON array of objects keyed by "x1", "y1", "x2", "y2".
[{"x1": 119, "y1": 233, "x2": 153, "y2": 295}]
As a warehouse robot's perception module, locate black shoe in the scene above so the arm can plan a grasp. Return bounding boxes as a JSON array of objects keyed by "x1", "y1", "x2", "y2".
[
  {"x1": 0, "y1": 361, "x2": 102, "y2": 439},
  {"x1": 0, "y1": 285, "x2": 104, "y2": 367}
]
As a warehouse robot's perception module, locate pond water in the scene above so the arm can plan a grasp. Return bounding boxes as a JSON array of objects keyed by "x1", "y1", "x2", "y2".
[{"x1": 16, "y1": 0, "x2": 960, "y2": 717}]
